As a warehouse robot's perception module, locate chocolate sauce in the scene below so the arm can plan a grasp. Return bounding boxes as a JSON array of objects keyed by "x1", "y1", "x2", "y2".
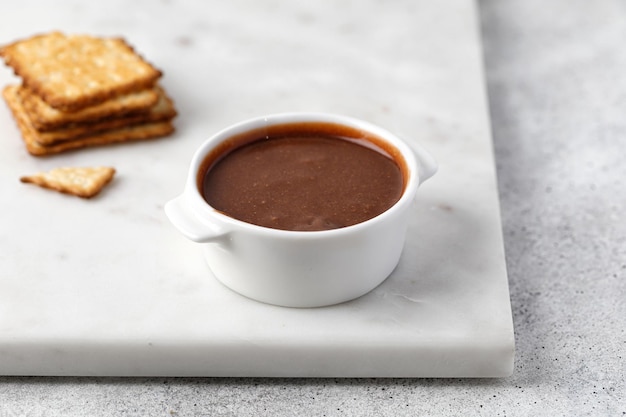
[{"x1": 199, "y1": 122, "x2": 405, "y2": 231}]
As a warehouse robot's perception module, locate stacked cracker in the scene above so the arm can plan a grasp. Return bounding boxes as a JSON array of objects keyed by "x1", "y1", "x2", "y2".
[{"x1": 1, "y1": 32, "x2": 176, "y2": 156}]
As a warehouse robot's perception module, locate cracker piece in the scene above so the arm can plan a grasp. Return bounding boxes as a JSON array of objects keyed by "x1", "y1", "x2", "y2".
[
  {"x1": 20, "y1": 166, "x2": 116, "y2": 198},
  {"x1": 3, "y1": 85, "x2": 175, "y2": 156},
  {"x1": 26, "y1": 122, "x2": 175, "y2": 156},
  {"x1": 28, "y1": 86, "x2": 177, "y2": 145},
  {"x1": 19, "y1": 85, "x2": 159, "y2": 131},
  {"x1": 0, "y1": 32, "x2": 162, "y2": 111}
]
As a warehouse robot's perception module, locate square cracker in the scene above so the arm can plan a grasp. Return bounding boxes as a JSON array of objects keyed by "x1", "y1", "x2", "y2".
[
  {"x1": 20, "y1": 166, "x2": 116, "y2": 198},
  {"x1": 25, "y1": 86, "x2": 177, "y2": 145},
  {"x1": 3, "y1": 85, "x2": 175, "y2": 156},
  {"x1": 0, "y1": 32, "x2": 162, "y2": 111},
  {"x1": 19, "y1": 85, "x2": 159, "y2": 131}
]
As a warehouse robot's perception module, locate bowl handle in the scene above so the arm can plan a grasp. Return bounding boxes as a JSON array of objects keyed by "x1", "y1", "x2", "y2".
[
  {"x1": 412, "y1": 143, "x2": 438, "y2": 185},
  {"x1": 164, "y1": 195, "x2": 227, "y2": 243}
]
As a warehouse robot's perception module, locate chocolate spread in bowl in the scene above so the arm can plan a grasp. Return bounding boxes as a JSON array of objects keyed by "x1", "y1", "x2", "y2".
[{"x1": 199, "y1": 122, "x2": 405, "y2": 231}]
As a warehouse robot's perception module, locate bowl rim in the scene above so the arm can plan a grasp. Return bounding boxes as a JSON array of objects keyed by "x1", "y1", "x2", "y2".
[{"x1": 184, "y1": 112, "x2": 420, "y2": 238}]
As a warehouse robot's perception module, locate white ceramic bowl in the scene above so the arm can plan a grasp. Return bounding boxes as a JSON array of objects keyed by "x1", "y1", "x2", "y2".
[{"x1": 165, "y1": 113, "x2": 437, "y2": 307}]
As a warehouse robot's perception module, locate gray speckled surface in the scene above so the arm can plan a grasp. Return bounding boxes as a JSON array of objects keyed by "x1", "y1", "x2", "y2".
[
  {"x1": 482, "y1": 0, "x2": 626, "y2": 413},
  {"x1": 0, "y1": 0, "x2": 625, "y2": 415}
]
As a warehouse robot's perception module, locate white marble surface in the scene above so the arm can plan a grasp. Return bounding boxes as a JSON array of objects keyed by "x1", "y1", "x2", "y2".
[
  {"x1": 0, "y1": 0, "x2": 513, "y2": 377},
  {"x1": 0, "y1": 0, "x2": 624, "y2": 415}
]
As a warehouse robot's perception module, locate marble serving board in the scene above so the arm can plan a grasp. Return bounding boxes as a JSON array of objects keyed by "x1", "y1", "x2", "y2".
[{"x1": 0, "y1": 0, "x2": 514, "y2": 377}]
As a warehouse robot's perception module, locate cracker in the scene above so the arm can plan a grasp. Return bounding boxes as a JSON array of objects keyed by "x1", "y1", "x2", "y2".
[
  {"x1": 0, "y1": 32, "x2": 162, "y2": 111},
  {"x1": 28, "y1": 86, "x2": 177, "y2": 145},
  {"x1": 19, "y1": 85, "x2": 159, "y2": 131},
  {"x1": 20, "y1": 166, "x2": 116, "y2": 198},
  {"x1": 3, "y1": 85, "x2": 175, "y2": 156}
]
